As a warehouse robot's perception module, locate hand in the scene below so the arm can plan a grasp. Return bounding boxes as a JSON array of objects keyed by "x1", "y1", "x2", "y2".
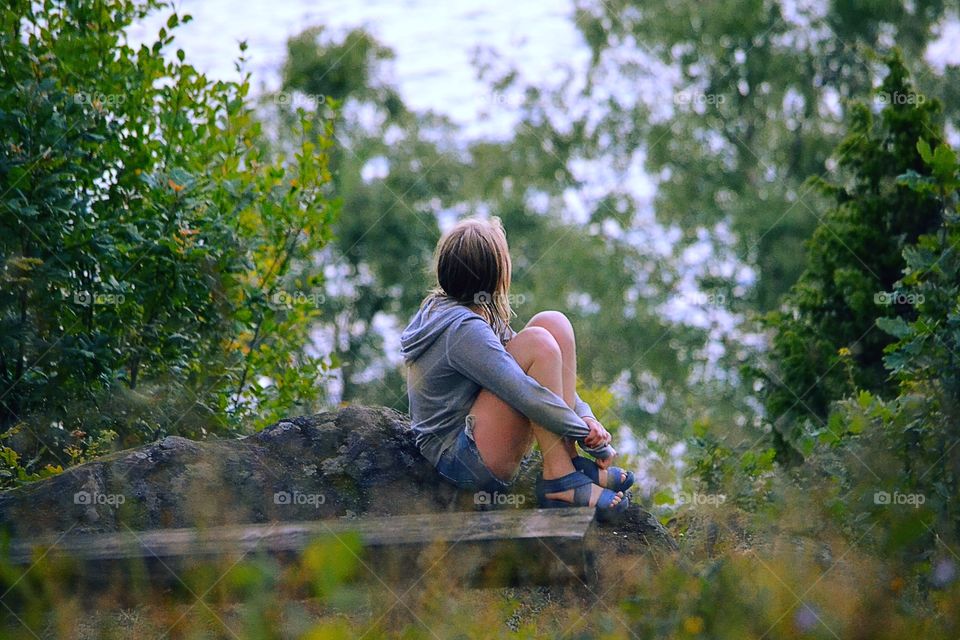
[
  {"x1": 594, "y1": 448, "x2": 617, "y2": 470},
  {"x1": 582, "y1": 416, "x2": 612, "y2": 448}
]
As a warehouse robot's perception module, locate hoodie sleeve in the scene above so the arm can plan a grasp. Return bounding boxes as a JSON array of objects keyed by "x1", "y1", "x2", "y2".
[
  {"x1": 574, "y1": 394, "x2": 596, "y2": 420},
  {"x1": 445, "y1": 315, "x2": 613, "y2": 459}
]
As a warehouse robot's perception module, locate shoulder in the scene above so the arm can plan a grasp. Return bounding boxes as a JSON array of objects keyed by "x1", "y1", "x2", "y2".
[
  {"x1": 444, "y1": 314, "x2": 504, "y2": 358},
  {"x1": 450, "y1": 312, "x2": 495, "y2": 337}
]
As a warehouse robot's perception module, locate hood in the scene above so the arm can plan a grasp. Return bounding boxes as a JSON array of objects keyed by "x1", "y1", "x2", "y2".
[{"x1": 400, "y1": 295, "x2": 475, "y2": 362}]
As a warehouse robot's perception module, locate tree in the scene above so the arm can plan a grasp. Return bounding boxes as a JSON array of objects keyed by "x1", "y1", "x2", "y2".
[
  {"x1": 574, "y1": 0, "x2": 955, "y2": 309},
  {"x1": 761, "y1": 53, "x2": 943, "y2": 463},
  {"x1": 0, "y1": 0, "x2": 337, "y2": 484}
]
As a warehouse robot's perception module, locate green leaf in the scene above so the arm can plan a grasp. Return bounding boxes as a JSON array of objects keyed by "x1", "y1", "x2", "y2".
[
  {"x1": 917, "y1": 138, "x2": 933, "y2": 163},
  {"x1": 653, "y1": 491, "x2": 675, "y2": 506},
  {"x1": 931, "y1": 143, "x2": 958, "y2": 183},
  {"x1": 876, "y1": 316, "x2": 912, "y2": 339}
]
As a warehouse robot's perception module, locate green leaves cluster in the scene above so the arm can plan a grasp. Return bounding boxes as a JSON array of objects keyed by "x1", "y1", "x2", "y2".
[
  {"x1": 751, "y1": 53, "x2": 959, "y2": 546},
  {"x1": 839, "y1": 133, "x2": 960, "y2": 540},
  {"x1": 760, "y1": 53, "x2": 943, "y2": 464},
  {"x1": 0, "y1": 0, "x2": 337, "y2": 484}
]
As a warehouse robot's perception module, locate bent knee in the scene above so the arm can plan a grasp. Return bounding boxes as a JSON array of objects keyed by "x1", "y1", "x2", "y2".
[
  {"x1": 511, "y1": 325, "x2": 562, "y2": 363},
  {"x1": 529, "y1": 310, "x2": 574, "y2": 348}
]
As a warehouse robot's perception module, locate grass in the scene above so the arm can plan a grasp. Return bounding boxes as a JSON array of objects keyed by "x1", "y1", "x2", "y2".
[{"x1": 2, "y1": 488, "x2": 957, "y2": 639}]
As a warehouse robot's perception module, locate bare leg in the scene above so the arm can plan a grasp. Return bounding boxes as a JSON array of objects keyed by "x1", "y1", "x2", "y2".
[
  {"x1": 527, "y1": 311, "x2": 578, "y2": 407},
  {"x1": 469, "y1": 325, "x2": 622, "y2": 506},
  {"x1": 526, "y1": 312, "x2": 579, "y2": 460},
  {"x1": 526, "y1": 311, "x2": 625, "y2": 486}
]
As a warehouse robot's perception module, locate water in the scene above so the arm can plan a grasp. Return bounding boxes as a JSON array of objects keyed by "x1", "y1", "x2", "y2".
[{"x1": 129, "y1": 0, "x2": 592, "y2": 139}]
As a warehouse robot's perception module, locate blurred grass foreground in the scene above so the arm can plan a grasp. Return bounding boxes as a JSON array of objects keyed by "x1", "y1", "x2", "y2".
[{"x1": 2, "y1": 0, "x2": 960, "y2": 638}]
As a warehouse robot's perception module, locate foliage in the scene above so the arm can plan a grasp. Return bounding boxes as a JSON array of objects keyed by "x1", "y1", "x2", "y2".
[
  {"x1": 0, "y1": 0, "x2": 337, "y2": 484},
  {"x1": 2, "y1": 504, "x2": 959, "y2": 638},
  {"x1": 282, "y1": 26, "x2": 403, "y2": 117},
  {"x1": 576, "y1": 0, "x2": 956, "y2": 310},
  {"x1": 825, "y1": 133, "x2": 959, "y2": 543},
  {"x1": 686, "y1": 416, "x2": 777, "y2": 511},
  {"x1": 760, "y1": 53, "x2": 943, "y2": 464}
]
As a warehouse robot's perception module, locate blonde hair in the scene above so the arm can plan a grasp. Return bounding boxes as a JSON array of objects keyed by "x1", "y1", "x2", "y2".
[{"x1": 427, "y1": 217, "x2": 513, "y2": 337}]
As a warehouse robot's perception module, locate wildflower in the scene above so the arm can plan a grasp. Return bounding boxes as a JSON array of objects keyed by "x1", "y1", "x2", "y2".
[{"x1": 683, "y1": 616, "x2": 704, "y2": 634}]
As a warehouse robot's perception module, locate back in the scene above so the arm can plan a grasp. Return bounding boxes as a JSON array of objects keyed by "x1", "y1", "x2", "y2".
[{"x1": 400, "y1": 295, "x2": 489, "y2": 466}]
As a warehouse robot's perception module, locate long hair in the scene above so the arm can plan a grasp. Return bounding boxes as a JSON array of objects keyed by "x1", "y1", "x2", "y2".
[{"x1": 425, "y1": 217, "x2": 513, "y2": 338}]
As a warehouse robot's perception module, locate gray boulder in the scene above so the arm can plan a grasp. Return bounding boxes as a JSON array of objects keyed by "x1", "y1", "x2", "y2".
[{"x1": 0, "y1": 405, "x2": 674, "y2": 549}]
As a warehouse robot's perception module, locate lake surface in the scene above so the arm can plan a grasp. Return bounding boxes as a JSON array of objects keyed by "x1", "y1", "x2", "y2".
[
  {"x1": 131, "y1": 2, "x2": 959, "y2": 140},
  {"x1": 130, "y1": 0, "x2": 592, "y2": 139}
]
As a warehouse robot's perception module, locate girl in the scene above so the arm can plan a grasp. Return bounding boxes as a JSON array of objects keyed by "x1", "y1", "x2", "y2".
[{"x1": 400, "y1": 217, "x2": 633, "y2": 514}]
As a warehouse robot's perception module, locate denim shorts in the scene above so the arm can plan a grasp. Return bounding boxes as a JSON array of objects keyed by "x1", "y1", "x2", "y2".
[{"x1": 435, "y1": 414, "x2": 512, "y2": 494}]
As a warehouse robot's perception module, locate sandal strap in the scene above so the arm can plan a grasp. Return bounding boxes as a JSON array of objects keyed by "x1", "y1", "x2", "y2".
[
  {"x1": 573, "y1": 482, "x2": 593, "y2": 506},
  {"x1": 571, "y1": 456, "x2": 600, "y2": 484},
  {"x1": 537, "y1": 470, "x2": 594, "y2": 494},
  {"x1": 595, "y1": 487, "x2": 620, "y2": 509},
  {"x1": 573, "y1": 456, "x2": 628, "y2": 488},
  {"x1": 606, "y1": 466, "x2": 629, "y2": 489}
]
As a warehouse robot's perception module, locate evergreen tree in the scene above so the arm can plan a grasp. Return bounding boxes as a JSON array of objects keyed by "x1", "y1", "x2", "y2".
[{"x1": 761, "y1": 53, "x2": 943, "y2": 463}]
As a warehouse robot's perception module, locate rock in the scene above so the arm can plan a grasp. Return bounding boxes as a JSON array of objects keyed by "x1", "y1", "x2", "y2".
[{"x1": 0, "y1": 405, "x2": 674, "y2": 550}]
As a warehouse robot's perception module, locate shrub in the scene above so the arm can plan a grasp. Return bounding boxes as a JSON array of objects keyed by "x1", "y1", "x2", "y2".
[
  {"x1": 0, "y1": 0, "x2": 338, "y2": 484},
  {"x1": 759, "y1": 53, "x2": 943, "y2": 464}
]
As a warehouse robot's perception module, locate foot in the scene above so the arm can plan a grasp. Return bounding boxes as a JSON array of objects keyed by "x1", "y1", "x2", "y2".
[
  {"x1": 591, "y1": 464, "x2": 627, "y2": 488},
  {"x1": 572, "y1": 455, "x2": 629, "y2": 489},
  {"x1": 545, "y1": 482, "x2": 624, "y2": 508}
]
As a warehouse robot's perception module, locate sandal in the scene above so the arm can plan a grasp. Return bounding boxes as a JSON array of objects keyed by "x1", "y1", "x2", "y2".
[
  {"x1": 535, "y1": 471, "x2": 630, "y2": 519},
  {"x1": 572, "y1": 456, "x2": 635, "y2": 493}
]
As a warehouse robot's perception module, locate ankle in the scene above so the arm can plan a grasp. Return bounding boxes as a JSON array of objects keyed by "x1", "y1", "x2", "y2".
[{"x1": 542, "y1": 459, "x2": 575, "y2": 480}]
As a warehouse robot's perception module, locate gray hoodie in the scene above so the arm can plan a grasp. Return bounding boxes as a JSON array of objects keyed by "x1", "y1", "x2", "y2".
[{"x1": 400, "y1": 295, "x2": 614, "y2": 467}]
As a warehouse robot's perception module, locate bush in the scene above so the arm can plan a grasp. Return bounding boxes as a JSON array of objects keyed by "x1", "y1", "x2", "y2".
[
  {"x1": 0, "y1": 0, "x2": 338, "y2": 485},
  {"x1": 827, "y1": 134, "x2": 959, "y2": 546},
  {"x1": 759, "y1": 53, "x2": 943, "y2": 464}
]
